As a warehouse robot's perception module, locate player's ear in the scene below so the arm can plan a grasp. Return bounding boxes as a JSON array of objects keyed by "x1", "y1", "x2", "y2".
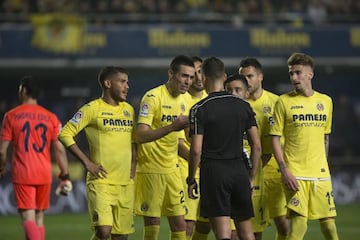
[{"x1": 104, "y1": 79, "x2": 111, "y2": 89}]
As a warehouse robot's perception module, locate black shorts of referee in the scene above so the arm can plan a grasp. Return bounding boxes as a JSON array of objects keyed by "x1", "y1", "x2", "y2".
[{"x1": 199, "y1": 158, "x2": 254, "y2": 221}]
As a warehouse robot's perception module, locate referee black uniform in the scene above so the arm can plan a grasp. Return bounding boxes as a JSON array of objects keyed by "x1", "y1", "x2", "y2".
[{"x1": 189, "y1": 91, "x2": 257, "y2": 220}]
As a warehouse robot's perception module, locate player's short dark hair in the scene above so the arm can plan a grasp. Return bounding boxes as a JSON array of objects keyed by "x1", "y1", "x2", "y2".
[
  {"x1": 224, "y1": 73, "x2": 249, "y2": 89},
  {"x1": 98, "y1": 66, "x2": 129, "y2": 87},
  {"x1": 20, "y1": 76, "x2": 41, "y2": 99},
  {"x1": 191, "y1": 56, "x2": 203, "y2": 63},
  {"x1": 239, "y1": 57, "x2": 263, "y2": 73},
  {"x1": 169, "y1": 55, "x2": 195, "y2": 73},
  {"x1": 202, "y1": 56, "x2": 225, "y2": 81},
  {"x1": 287, "y1": 52, "x2": 314, "y2": 70}
]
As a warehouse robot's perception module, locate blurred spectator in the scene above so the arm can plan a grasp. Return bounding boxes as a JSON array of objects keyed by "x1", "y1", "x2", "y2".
[{"x1": 307, "y1": 0, "x2": 328, "y2": 25}]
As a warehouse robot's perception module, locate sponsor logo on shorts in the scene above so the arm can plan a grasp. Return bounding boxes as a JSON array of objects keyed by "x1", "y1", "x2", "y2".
[
  {"x1": 141, "y1": 202, "x2": 149, "y2": 212},
  {"x1": 290, "y1": 197, "x2": 300, "y2": 207},
  {"x1": 70, "y1": 111, "x2": 82, "y2": 124}
]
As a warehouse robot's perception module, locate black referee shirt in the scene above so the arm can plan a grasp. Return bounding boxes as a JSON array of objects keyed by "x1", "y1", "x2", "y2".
[{"x1": 189, "y1": 91, "x2": 257, "y2": 161}]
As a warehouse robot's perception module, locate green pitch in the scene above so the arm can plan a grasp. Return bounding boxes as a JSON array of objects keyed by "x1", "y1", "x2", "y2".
[{"x1": 0, "y1": 204, "x2": 358, "y2": 239}]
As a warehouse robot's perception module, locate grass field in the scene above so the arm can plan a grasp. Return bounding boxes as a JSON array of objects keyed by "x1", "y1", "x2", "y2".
[{"x1": 0, "y1": 203, "x2": 359, "y2": 239}]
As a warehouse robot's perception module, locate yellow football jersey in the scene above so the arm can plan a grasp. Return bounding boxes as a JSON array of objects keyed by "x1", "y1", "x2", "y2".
[
  {"x1": 178, "y1": 91, "x2": 207, "y2": 179},
  {"x1": 270, "y1": 91, "x2": 333, "y2": 178},
  {"x1": 59, "y1": 98, "x2": 135, "y2": 185},
  {"x1": 137, "y1": 85, "x2": 187, "y2": 173}
]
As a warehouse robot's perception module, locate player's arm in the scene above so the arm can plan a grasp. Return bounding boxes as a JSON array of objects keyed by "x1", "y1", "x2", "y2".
[
  {"x1": 270, "y1": 135, "x2": 299, "y2": 191},
  {"x1": 59, "y1": 122, "x2": 107, "y2": 179},
  {"x1": 130, "y1": 143, "x2": 137, "y2": 179},
  {"x1": 0, "y1": 140, "x2": 10, "y2": 177},
  {"x1": 325, "y1": 134, "x2": 330, "y2": 158},
  {"x1": 136, "y1": 115, "x2": 188, "y2": 144},
  {"x1": 53, "y1": 140, "x2": 69, "y2": 176},
  {"x1": 52, "y1": 140, "x2": 73, "y2": 196},
  {"x1": 246, "y1": 126, "x2": 261, "y2": 186},
  {"x1": 187, "y1": 134, "x2": 202, "y2": 199},
  {"x1": 178, "y1": 133, "x2": 189, "y2": 161}
]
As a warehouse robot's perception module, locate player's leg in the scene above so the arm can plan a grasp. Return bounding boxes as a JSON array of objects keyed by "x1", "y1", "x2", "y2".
[
  {"x1": 285, "y1": 180, "x2": 310, "y2": 240},
  {"x1": 111, "y1": 183, "x2": 135, "y2": 240},
  {"x1": 134, "y1": 173, "x2": 165, "y2": 240},
  {"x1": 210, "y1": 216, "x2": 232, "y2": 239},
  {"x1": 87, "y1": 183, "x2": 117, "y2": 240},
  {"x1": 263, "y1": 175, "x2": 289, "y2": 239},
  {"x1": 233, "y1": 218, "x2": 255, "y2": 240},
  {"x1": 192, "y1": 217, "x2": 211, "y2": 240},
  {"x1": 319, "y1": 217, "x2": 338, "y2": 240},
  {"x1": 310, "y1": 180, "x2": 338, "y2": 240},
  {"x1": 165, "y1": 171, "x2": 187, "y2": 239},
  {"x1": 14, "y1": 183, "x2": 47, "y2": 240},
  {"x1": 35, "y1": 184, "x2": 51, "y2": 240}
]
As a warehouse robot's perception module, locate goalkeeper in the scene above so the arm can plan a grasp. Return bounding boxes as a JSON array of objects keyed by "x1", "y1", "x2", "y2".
[{"x1": 0, "y1": 76, "x2": 72, "y2": 240}]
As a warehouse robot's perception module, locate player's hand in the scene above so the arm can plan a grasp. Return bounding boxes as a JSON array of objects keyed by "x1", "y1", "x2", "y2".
[
  {"x1": 55, "y1": 180, "x2": 73, "y2": 196},
  {"x1": 172, "y1": 114, "x2": 189, "y2": 131},
  {"x1": 86, "y1": 162, "x2": 107, "y2": 179},
  {"x1": 187, "y1": 178, "x2": 198, "y2": 199},
  {"x1": 281, "y1": 168, "x2": 299, "y2": 191}
]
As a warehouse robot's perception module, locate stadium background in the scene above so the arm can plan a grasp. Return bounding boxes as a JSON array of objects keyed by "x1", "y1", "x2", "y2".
[{"x1": 0, "y1": 1, "x2": 359, "y2": 237}]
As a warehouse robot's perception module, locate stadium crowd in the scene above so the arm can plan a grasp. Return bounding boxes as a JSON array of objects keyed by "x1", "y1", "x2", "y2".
[{"x1": 1, "y1": 0, "x2": 360, "y2": 25}]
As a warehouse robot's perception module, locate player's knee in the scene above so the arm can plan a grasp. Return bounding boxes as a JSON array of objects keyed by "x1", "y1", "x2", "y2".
[
  {"x1": 274, "y1": 216, "x2": 290, "y2": 236},
  {"x1": 95, "y1": 227, "x2": 112, "y2": 240},
  {"x1": 195, "y1": 220, "x2": 211, "y2": 234}
]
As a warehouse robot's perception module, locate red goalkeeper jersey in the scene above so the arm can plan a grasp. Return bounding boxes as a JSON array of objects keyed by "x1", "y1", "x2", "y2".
[{"x1": 1, "y1": 104, "x2": 61, "y2": 184}]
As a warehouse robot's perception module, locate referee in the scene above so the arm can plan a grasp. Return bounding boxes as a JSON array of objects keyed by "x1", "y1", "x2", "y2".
[{"x1": 187, "y1": 56, "x2": 261, "y2": 240}]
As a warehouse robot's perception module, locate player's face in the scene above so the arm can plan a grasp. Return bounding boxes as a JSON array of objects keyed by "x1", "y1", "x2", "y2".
[
  {"x1": 169, "y1": 65, "x2": 195, "y2": 94},
  {"x1": 225, "y1": 80, "x2": 249, "y2": 99},
  {"x1": 190, "y1": 61, "x2": 204, "y2": 92},
  {"x1": 288, "y1": 64, "x2": 313, "y2": 93},
  {"x1": 109, "y1": 72, "x2": 129, "y2": 102},
  {"x1": 239, "y1": 66, "x2": 263, "y2": 96}
]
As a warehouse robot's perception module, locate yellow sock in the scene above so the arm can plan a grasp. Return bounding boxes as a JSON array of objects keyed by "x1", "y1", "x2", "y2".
[
  {"x1": 276, "y1": 233, "x2": 287, "y2": 240},
  {"x1": 171, "y1": 231, "x2": 186, "y2": 240},
  {"x1": 192, "y1": 231, "x2": 208, "y2": 240},
  {"x1": 320, "y1": 219, "x2": 339, "y2": 240},
  {"x1": 288, "y1": 215, "x2": 307, "y2": 240},
  {"x1": 144, "y1": 225, "x2": 160, "y2": 240}
]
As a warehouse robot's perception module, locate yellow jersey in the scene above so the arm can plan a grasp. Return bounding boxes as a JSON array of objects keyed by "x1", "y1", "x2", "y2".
[
  {"x1": 59, "y1": 98, "x2": 135, "y2": 185},
  {"x1": 137, "y1": 85, "x2": 187, "y2": 174},
  {"x1": 269, "y1": 91, "x2": 333, "y2": 178}
]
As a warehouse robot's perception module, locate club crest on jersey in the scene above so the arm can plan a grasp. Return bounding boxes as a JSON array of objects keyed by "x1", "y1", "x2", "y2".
[
  {"x1": 139, "y1": 103, "x2": 150, "y2": 117},
  {"x1": 317, "y1": 103, "x2": 324, "y2": 111},
  {"x1": 180, "y1": 103, "x2": 186, "y2": 113},
  {"x1": 123, "y1": 110, "x2": 130, "y2": 118},
  {"x1": 70, "y1": 111, "x2": 82, "y2": 124},
  {"x1": 263, "y1": 105, "x2": 271, "y2": 114}
]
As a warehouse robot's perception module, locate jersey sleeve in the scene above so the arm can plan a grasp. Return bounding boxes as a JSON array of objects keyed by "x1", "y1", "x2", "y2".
[
  {"x1": 325, "y1": 96, "x2": 333, "y2": 135},
  {"x1": 58, "y1": 103, "x2": 95, "y2": 147},
  {"x1": 0, "y1": 113, "x2": 12, "y2": 141},
  {"x1": 137, "y1": 91, "x2": 158, "y2": 126},
  {"x1": 269, "y1": 97, "x2": 285, "y2": 137}
]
